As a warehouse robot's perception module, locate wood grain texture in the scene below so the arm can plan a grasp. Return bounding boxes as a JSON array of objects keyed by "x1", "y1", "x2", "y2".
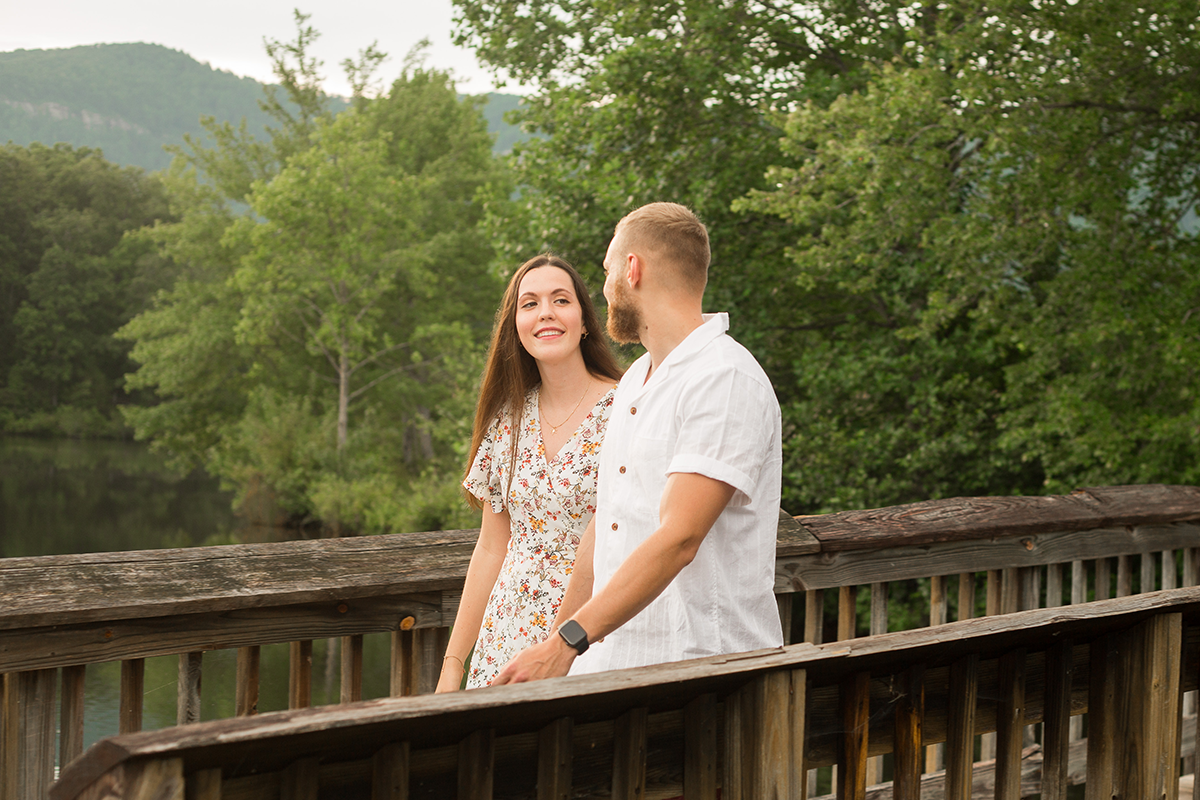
[
  {"x1": 280, "y1": 757, "x2": 319, "y2": 800},
  {"x1": 61, "y1": 664, "x2": 87, "y2": 765},
  {"x1": 235, "y1": 646, "x2": 259, "y2": 717},
  {"x1": 371, "y1": 741, "x2": 409, "y2": 800},
  {"x1": 537, "y1": 717, "x2": 572, "y2": 800},
  {"x1": 290, "y1": 640, "x2": 312, "y2": 709},
  {"x1": 793, "y1": 485, "x2": 1200, "y2": 553},
  {"x1": 1040, "y1": 641, "x2": 1072, "y2": 800},
  {"x1": 120, "y1": 659, "x2": 144, "y2": 734},
  {"x1": 177, "y1": 652, "x2": 202, "y2": 725},
  {"x1": 892, "y1": 666, "x2": 923, "y2": 800},
  {"x1": 1084, "y1": 634, "x2": 1115, "y2": 800},
  {"x1": 944, "y1": 655, "x2": 978, "y2": 800},
  {"x1": 683, "y1": 694, "x2": 717, "y2": 800},
  {"x1": 993, "y1": 650, "x2": 1025, "y2": 800},
  {"x1": 341, "y1": 634, "x2": 364, "y2": 704},
  {"x1": 838, "y1": 672, "x2": 870, "y2": 800},
  {"x1": 612, "y1": 707, "x2": 647, "y2": 800},
  {"x1": 457, "y1": 728, "x2": 494, "y2": 800},
  {"x1": 187, "y1": 767, "x2": 222, "y2": 800}
]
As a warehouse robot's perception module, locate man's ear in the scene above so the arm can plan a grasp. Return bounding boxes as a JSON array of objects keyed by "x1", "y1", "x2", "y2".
[{"x1": 626, "y1": 252, "x2": 644, "y2": 288}]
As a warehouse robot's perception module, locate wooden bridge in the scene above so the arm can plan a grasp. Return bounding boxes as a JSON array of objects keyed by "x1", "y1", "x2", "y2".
[{"x1": 1, "y1": 484, "x2": 1197, "y2": 798}]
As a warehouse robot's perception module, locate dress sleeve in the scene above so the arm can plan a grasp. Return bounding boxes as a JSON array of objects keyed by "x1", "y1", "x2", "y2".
[{"x1": 463, "y1": 411, "x2": 509, "y2": 513}]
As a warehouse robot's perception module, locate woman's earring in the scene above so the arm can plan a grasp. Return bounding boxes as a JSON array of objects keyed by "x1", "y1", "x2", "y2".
[{"x1": 582, "y1": 328, "x2": 589, "y2": 339}]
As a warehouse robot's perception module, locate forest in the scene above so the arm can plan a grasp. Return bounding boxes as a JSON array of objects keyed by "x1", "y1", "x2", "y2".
[{"x1": 1, "y1": 1, "x2": 1197, "y2": 533}]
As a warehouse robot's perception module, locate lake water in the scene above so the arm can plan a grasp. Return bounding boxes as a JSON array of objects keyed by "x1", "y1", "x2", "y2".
[{"x1": 0, "y1": 436, "x2": 392, "y2": 759}]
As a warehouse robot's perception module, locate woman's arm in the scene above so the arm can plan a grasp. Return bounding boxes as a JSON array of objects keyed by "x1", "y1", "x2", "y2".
[{"x1": 435, "y1": 504, "x2": 511, "y2": 692}]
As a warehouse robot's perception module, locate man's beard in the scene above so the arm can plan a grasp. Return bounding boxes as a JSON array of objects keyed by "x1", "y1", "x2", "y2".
[{"x1": 605, "y1": 278, "x2": 643, "y2": 344}]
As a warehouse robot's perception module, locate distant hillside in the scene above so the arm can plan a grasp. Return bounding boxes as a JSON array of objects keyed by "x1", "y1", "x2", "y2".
[{"x1": 0, "y1": 43, "x2": 527, "y2": 172}]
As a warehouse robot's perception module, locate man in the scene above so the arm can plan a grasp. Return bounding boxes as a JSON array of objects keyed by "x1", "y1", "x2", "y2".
[{"x1": 493, "y1": 202, "x2": 782, "y2": 684}]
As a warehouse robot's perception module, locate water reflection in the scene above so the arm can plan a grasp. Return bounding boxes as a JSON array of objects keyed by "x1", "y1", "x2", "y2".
[{"x1": 0, "y1": 437, "x2": 391, "y2": 757}]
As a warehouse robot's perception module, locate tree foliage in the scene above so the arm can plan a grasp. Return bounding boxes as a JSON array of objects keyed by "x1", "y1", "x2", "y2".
[
  {"x1": 0, "y1": 142, "x2": 174, "y2": 435},
  {"x1": 455, "y1": 0, "x2": 1200, "y2": 511},
  {"x1": 121, "y1": 23, "x2": 506, "y2": 533}
]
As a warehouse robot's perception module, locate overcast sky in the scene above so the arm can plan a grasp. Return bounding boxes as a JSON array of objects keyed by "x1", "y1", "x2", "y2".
[{"x1": 0, "y1": 0, "x2": 521, "y2": 97}]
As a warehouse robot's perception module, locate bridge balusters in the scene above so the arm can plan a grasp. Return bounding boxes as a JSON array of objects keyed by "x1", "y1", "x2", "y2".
[
  {"x1": 341, "y1": 634, "x2": 364, "y2": 703},
  {"x1": 995, "y1": 649, "x2": 1027, "y2": 800},
  {"x1": 119, "y1": 658, "x2": 144, "y2": 733},
  {"x1": 371, "y1": 741, "x2": 409, "y2": 800},
  {"x1": 60, "y1": 665, "x2": 86, "y2": 765},
  {"x1": 177, "y1": 652, "x2": 202, "y2": 725},
  {"x1": 235, "y1": 645, "x2": 259, "y2": 716},
  {"x1": 289, "y1": 640, "x2": 313, "y2": 709},
  {"x1": 866, "y1": 582, "x2": 887, "y2": 786},
  {"x1": 458, "y1": 727, "x2": 495, "y2": 800},
  {"x1": 683, "y1": 694, "x2": 717, "y2": 799}
]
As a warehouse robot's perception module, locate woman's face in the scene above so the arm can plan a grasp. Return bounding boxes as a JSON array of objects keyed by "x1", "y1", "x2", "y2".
[{"x1": 514, "y1": 266, "x2": 585, "y2": 366}]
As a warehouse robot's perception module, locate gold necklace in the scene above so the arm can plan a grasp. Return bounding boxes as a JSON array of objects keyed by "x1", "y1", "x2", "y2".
[{"x1": 540, "y1": 385, "x2": 590, "y2": 434}]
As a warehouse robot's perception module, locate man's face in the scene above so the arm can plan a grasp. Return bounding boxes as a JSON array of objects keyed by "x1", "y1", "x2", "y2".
[{"x1": 603, "y1": 237, "x2": 642, "y2": 344}]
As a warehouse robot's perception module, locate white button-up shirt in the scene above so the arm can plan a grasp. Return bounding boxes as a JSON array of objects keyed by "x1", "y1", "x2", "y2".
[{"x1": 571, "y1": 313, "x2": 783, "y2": 674}]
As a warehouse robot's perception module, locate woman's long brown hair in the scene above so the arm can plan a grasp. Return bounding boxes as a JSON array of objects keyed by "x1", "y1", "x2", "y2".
[{"x1": 465, "y1": 254, "x2": 624, "y2": 510}]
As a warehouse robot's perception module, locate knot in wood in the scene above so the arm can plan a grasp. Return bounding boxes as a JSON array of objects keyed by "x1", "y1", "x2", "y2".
[
  {"x1": 400, "y1": 616, "x2": 416, "y2": 630},
  {"x1": 337, "y1": 603, "x2": 349, "y2": 614},
  {"x1": 1022, "y1": 538, "x2": 1035, "y2": 550}
]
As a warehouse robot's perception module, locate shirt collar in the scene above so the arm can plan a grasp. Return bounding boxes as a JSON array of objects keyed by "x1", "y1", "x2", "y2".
[{"x1": 649, "y1": 312, "x2": 729, "y2": 382}]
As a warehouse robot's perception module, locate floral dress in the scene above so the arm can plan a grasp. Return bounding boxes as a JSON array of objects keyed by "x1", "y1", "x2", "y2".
[{"x1": 462, "y1": 385, "x2": 616, "y2": 688}]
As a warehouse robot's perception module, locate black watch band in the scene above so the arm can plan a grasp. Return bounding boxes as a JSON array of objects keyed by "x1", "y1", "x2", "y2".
[{"x1": 557, "y1": 619, "x2": 590, "y2": 655}]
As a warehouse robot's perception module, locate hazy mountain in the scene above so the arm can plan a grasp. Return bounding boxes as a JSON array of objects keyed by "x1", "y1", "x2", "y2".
[{"x1": 0, "y1": 43, "x2": 526, "y2": 172}]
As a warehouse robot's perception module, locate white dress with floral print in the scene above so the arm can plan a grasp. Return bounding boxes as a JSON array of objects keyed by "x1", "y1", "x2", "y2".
[{"x1": 462, "y1": 386, "x2": 616, "y2": 688}]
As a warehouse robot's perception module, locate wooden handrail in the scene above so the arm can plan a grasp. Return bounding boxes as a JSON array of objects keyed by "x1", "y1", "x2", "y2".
[
  {"x1": 3, "y1": 484, "x2": 1200, "y2": 800},
  {"x1": 51, "y1": 586, "x2": 1200, "y2": 800}
]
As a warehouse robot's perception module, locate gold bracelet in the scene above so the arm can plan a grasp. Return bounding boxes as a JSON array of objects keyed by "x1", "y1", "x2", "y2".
[{"x1": 443, "y1": 654, "x2": 465, "y2": 673}]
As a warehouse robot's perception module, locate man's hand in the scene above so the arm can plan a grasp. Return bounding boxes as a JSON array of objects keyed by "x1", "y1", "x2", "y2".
[{"x1": 490, "y1": 631, "x2": 577, "y2": 685}]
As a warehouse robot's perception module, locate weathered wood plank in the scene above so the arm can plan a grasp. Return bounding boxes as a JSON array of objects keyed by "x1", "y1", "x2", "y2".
[
  {"x1": 775, "y1": 523, "x2": 1200, "y2": 592},
  {"x1": 458, "y1": 728, "x2": 495, "y2": 800},
  {"x1": 612, "y1": 708, "x2": 647, "y2": 800},
  {"x1": 944, "y1": 655, "x2": 978, "y2": 800},
  {"x1": 235, "y1": 646, "x2": 259, "y2": 717},
  {"x1": 683, "y1": 694, "x2": 717, "y2": 800},
  {"x1": 341, "y1": 634, "x2": 364, "y2": 704},
  {"x1": 1084, "y1": 634, "x2": 1115, "y2": 800},
  {"x1": 1041, "y1": 641, "x2": 1072, "y2": 800},
  {"x1": 371, "y1": 741, "x2": 409, "y2": 800},
  {"x1": 0, "y1": 594, "x2": 449, "y2": 673},
  {"x1": 778, "y1": 508, "x2": 821, "y2": 556},
  {"x1": 794, "y1": 485, "x2": 1200, "y2": 552},
  {"x1": 804, "y1": 589, "x2": 824, "y2": 645},
  {"x1": 838, "y1": 672, "x2": 869, "y2": 800},
  {"x1": 837, "y1": 586, "x2": 856, "y2": 641},
  {"x1": 993, "y1": 650, "x2": 1025, "y2": 800},
  {"x1": 280, "y1": 757, "x2": 319, "y2": 800},
  {"x1": 1112, "y1": 613, "x2": 1182, "y2": 800},
  {"x1": 1095, "y1": 557, "x2": 1111, "y2": 601},
  {"x1": 930, "y1": 576, "x2": 947, "y2": 627},
  {"x1": 892, "y1": 665, "x2": 923, "y2": 800},
  {"x1": 61, "y1": 664, "x2": 87, "y2": 765},
  {"x1": 289, "y1": 640, "x2": 312, "y2": 709},
  {"x1": 120, "y1": 659, "x2": 144, "y2": 733},
  {"x1": 187, "y1": 767, "x2": 222, "y2": 800},
  {"x1": 752, "y1": 672, "x2": 795, "y2": 798},
  {"x1": 957, "y1": 572, "x2": 975, "y2": 621},
  {"x1": 4, "y1": 669, "x2": 56, "y2": 800},
  {"x1": 537, "y1": 717, "x2": 571, "y2": 800},
  {"x1": 177, "y1": 652, "x2": 202, "y2": 725}
]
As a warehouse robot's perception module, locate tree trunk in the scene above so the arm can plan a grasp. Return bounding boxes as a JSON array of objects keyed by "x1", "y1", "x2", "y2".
[{"x1": 337, "y1": 351, "x2": 349, "y2": 452}]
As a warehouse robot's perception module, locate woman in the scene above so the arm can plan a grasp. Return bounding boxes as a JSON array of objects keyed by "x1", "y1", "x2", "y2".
[{"x1": 436, "y1": 254, "x2": 624, "y2": 691}]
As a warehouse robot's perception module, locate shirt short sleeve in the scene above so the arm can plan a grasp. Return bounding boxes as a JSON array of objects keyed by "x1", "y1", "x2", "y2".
[
  {"x1": 463, "y1": 411, "x2": 509, "y2": 513},
  {"x1": 666, "y1": 366, "x2": 780, "y2": 507}
]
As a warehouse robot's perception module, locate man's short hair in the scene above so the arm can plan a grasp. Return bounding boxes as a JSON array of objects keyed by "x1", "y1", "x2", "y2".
[{"x1": 614, "y1": 202, "x2": 710, "y2": 293}]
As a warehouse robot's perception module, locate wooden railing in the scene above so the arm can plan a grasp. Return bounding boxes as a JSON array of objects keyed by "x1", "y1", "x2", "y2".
[
  {"x1": 0, "y1": 484, "x2": 1197, "y2": 799},
  {"x1": 51, "y1": 585, "x2": 1200, "y2": 799}
]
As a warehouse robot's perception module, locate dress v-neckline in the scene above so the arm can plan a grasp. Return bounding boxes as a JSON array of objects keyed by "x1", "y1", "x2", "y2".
[{"x1": 537, "y1": 387, "x2": 612, "y2": 466}]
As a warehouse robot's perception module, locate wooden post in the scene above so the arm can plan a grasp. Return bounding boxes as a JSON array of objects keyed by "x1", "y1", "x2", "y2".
[
  {"x1": 725, "y1": 684, "x2": 747, "y2": 800},
  {"x1": 866, "y1": 583, "x2": 887, "y2": 786},
  {"x1": 944, "y1": 654, "x2": 978, "y2": 800},
  {"x1": 1046, "y1": 563, "x2": 1064, "y2": 608},
  {"x1": 1000, "y1": 568, "x2": 1021, "y2": 614},
  {"x1": 1085, "y1": 634, "x2": 1116, "y2": 800},
  {"x1": 392, "y1": 630, "x2": 410, "y2": 696},
  {"x1": 1111, "y1": 613, "x2": 1182, "y2": 799},
  {"x1": 683, "y1": 694, "x2": 717, "y2": 800},
  {"x1": 1096, "y1": 557, "x2": 1112, "y2": 600},
  {"x1": 1116, "y1": 554, "x2": 1132, "y2": 597},
  {"x1": 2, "y1": 670, "x2": 56, "y2": 800},
  {"x1": 612, "y1": 708, "x2": 647, "y2": 800},
  {"x1": 371, "y1": 742, "x2": 410, "y2": 800},
  {"x1": 61, "y1": 664, "x2": 87, "y2": 766},
  {"x1": 1162, "y1": 550, "x2": 1177, "y2": 590},
  {"x1": 994, "y1": 649, "x2": 1025, "y2": 800},
  {"x1": 751, "y1": 672, "x2": 797, "y2": 798},
  {"x1": 837, "y1": 586, "x2": 856, "y2": 642},
  {"x1": 120, "y1": 658, "x2": 145, "y2": 733},
  {"x1": 1041, "y1": 641, "x2": 1072, "y2": 800},
  {"x1": 281, "y1": 757, "x2": 320, "y2": 800},
  {"x1": 290, "y1": 640, "x2": 313, "y2": 709},
  {"x1": 892, "y1": 665, "x2": 924, "y2": 800},
  {"x1": 1140, "y1": 552, "x2": 1156, "y2": 594},
  {"x1": 537, "y1": 717, "x2": 572, "y2": 800},
  {"x1": 803, "y1": 589, "x2": 824, "y2": 645},
  {"x1": 957, "y1": 572, "x2": 975, "y2": 621},
  {"x1": 188, "y1": 768, "x2": 222, "y2": 800},
  {"x1": 838, "y1": 672, "x2": 869, "y2": 800},
  {"x1": 458, "y1": 728, "x2": 495, "y2": 800},
  {"x1": 929, "y1": 576, "x2": 947, "y2": 627},
  {"x1": 177, "y1": 652, "x2": 202, "y2": 725},
  {"x1": 341, "y1": 634, "x2": 364, "y2": 703},
  {"x1": 777, "y1": 594, "x2": 794, "y2": 645},
  {"x1": 235, "y1": 646, "x2": 259, "y2": 717}
]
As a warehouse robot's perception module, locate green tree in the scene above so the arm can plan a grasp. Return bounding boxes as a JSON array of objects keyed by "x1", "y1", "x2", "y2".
[{"x1": 0, "y1": 142, "x2": 174, "y2": 435}]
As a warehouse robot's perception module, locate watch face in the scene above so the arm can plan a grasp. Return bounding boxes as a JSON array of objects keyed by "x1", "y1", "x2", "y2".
[{"x1": 559, "y1": 620, "x2": 589, "y2": 654}]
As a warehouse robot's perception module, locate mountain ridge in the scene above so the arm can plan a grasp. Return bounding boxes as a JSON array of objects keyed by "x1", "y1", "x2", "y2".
[{"x1": 0, "y1": 42, "x2": 524, "y2": 171}]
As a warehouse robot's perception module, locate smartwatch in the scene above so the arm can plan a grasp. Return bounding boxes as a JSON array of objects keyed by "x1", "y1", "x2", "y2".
[{"x1": 557, "y1": 619, "x2": 590, "y2": 655}]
